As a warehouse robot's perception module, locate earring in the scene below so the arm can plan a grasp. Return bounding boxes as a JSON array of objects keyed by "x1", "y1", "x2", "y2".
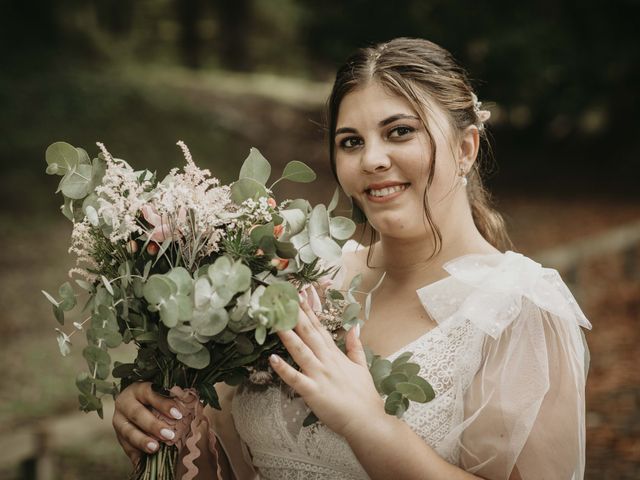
[
  {"x1": 350, "y1": 198, "x2": 367, "y2": 224},
  {"x1": 458, "y1": 166, "x2": 468, "y2": 187}
]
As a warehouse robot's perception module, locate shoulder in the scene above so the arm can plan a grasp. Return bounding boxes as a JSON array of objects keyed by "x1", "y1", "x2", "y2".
[{"x1": 419, "y1": 250, "x2": 592, "y2": 338}]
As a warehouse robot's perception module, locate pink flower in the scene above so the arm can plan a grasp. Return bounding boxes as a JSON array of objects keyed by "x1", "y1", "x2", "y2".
[{"x1": 141, "y1": 204, "x2": 186, "y2": 242}]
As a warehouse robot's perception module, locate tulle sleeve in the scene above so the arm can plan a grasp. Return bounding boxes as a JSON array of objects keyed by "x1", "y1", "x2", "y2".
[{"x1": 420, "y1": 251, "x2": 591, "y2": 479}]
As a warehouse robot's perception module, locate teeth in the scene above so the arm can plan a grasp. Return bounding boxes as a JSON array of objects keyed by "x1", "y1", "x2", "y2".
[{"x1": 368, "y1": 184, "x2": 407, "y2": 197}]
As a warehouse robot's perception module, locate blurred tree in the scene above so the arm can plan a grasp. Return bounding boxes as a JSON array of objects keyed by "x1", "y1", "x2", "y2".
[
  {"x1": 212, "y1": 0, "x2": 252, "y2": 71},
  {"x1": 94, "y1": 0, "x2": 134, "y2": 36},
  {"x1": 176, "y1": 0, "x2": 203, "y2": 68}
]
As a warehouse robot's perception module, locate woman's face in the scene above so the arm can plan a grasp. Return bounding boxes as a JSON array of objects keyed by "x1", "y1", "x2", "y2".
[{"x1": 334, "y1": 81, "x2": 463, "y2": 240}]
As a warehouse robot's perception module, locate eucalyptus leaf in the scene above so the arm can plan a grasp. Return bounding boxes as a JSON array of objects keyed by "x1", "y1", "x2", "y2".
[
  {"x1": 61, "y1": 163, "x2": 93, "y2": 199},
  {"x1": 280, "y1": 209, "x2": 306, "y2": 236},
  {"x1": 408, "y1": 375, "x2": 436, "y2": 402},
  {"x1": 194, "y1": 277, "x2": 213, "y2": 308},
  {"x1": 167, "y1": 327, "x2": 203, "y2": 354},
  {"x1": 329, "y1": 216, "x2": 356, "y2": 241},
  {"x1": 159, "y1": 297, "x2": 179, "y2": 327},
  {"x1": 83, "y1": 345, "x2": 111, "y2": 380},
  {"x1": 167, "y1": 267, "x2": 194, "y2": 295},
  {"x1": 394, "y1": 362, "x2": 420, "y2": 378},
  {"x1": 396, "y1": 382, "x2": 427, "y2": 402},
  {"x1": 384, "y1": 391, "x2": 404, "y2": 417},
  {"x1": 55, "y1": 328, "x2": 71, "y2": 356},
  {"x1": 250, "y1": 222, "x2": 274, "y2": 244},
  {"x1": 255, "y1": 325, "x2": 267, "y2": 345},
  {"x1": 309, "y1": 235, "x2": 342, "y2": 262},
  {"x1": 231, "y1": 178, "x2": 269, "y2": 204},
  {"x1": 42, "y1": 290, "x2": 59, "y2": 307},
  {"x1": 177, "y1": 347, "x2": 210, "y2": 369},
  {"x1": 46, "y1": 142, "x2": 79, "y2": 176},
  {"x1": 143, "y1": 275, "x2": 175, "y2": 304},
  {"x1": 239, "y1": 147, "x2": 271, "y2": 185},
  {"x1": 192, "y1": 307, "x2": 229, "y2": 336},
  {"x1": 327, "y1": 188, "x2": 340, "y2": 213},
  {"x1": 369, "y1": 358, "x2": 392, "y2": 387},
  {"x1": 280, "y1": 160, "x2": 316, "y2": 183},
  {"x1": 391, "y1": 351, "x2": 413, "y2": 368},
  {"x1": 381, "y1": 373, "x2": 408, "y2": 395}
]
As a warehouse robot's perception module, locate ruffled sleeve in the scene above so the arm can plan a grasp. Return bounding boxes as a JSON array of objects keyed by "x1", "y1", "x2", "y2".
[{"x1": 418, "y1": 251, "x2": 591, "y2": 479}]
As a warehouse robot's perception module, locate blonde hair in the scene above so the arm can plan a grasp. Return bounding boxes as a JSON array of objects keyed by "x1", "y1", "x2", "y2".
[{"x1": 326, "y1": 37, "x2": 513, "y2": 255}]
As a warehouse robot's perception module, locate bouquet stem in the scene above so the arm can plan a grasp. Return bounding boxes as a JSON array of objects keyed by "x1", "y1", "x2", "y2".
[{"x1": 136, "y1": 443, "x2": 179, "y2": 480}]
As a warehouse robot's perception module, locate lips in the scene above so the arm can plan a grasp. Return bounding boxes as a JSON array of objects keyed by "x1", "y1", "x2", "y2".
[{"x1": 364, "y1": 181, "x2": 410, "y2": 202}]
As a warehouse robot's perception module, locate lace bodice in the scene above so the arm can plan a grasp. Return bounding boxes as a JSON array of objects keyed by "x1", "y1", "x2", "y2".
[{"x1": 228, "y1": 250, "x2": 591, "y2": 480}]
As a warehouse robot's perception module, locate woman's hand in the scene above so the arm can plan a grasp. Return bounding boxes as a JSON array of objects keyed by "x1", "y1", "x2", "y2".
[
  {"x1": 112, "y1": 381, "x2": 185, "y2": 465},
  {"x1": 269, "y1": 301, "x2": 386, "y2": 438}
]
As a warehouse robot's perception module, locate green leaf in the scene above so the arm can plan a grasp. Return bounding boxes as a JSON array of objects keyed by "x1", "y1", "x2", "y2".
[
  {"x1": 83, "y1": 345, "x2": 111, "y2": 380},
  {"x1": 391, "y1": 351, "x2": 413, "y2": 368},
  {"x1": 143, "y1": 275, "x2": 175, "y2": 304},
  {"x1": 250, "y1": 222, "x2": 274, "y2": 244},
  {"x1": 55, "y1": 328, "x2": 71, "y2": 356},
  {"x1": 280, "y1": 209, "x2": 307, "y2": 236},
  {"x1": 159, "y1": 297, "x2": 179, "y2": 327},
  {"x1": 255, "y1": 325, "x2": 267, "y2": 345},
  {"x1": 384, "y1": 391, "x2": 405, "y2": 417},
  {"x1": 61, "y1": 163, "x2": 93, "y2": 199},
  {"x1": 327, "y1": 188, "x2": 340, "y2": 213},
  {"x1": 280, "y1": 161, "x2": 316, "y2": 183},
  {"x1": 369, "y1": 358, "x2": 392, "y2": 387},
  {"x1": 194, "y1": 277, "x2": 212, "y2": 308},
  {"x1": 329, "y1": 216, "x2": 356, "y2": 241},
  {"x1": 87, "y1": 326, "x2": 123, "y2": 348},
  {"x1": 342, "y1": 302, "x2": 360, "y2": 323},
  {"x1": 309, "y1": 235, "x2": 342, "y2": 262},
  {"x1": 167, "y1": 267, "x2": 194, "y2": 296},
  {"x1": 239, "y1": 147, "x2": 271, "y2": 185},
  {"x1": 231, "y1": 178, "x2": 269, "y2": 204},
  {"x1": 101, "y1": 275, "x2": 114, "y2": 296},
  {"x1": 275, "y1": 240, "x2": 297, "y2": 259},
  {"x1": 76, "y1": 372, "x2": 93, "y2": 395},
  {"x1": 192, "y1": 307, "x2": 229, "y2": 336},
  {"x1": 394, "y1": 362, "x2": 420, "y2": 378},
  {"x1": 260, "y1": 282, "x2": 300, "y2": 331},
  {"x1": 167, "y1": 327, "x2": 203, "y2": 354},
  {"x1": 46, "y1": 142, "x2": 79, "y2": 176},
  {"x1": 42, "y1": 290, "x2": 59, "y2": 307},
  {"x1": 381, "y1": 373, "x2": 408, "y2": 395},
  {"x1": 177, "y1": 348, "x2": 210, "y2": 369},
  {"x1": 408, "y1": 375, "x2": 436, "y2": 403},
  {"x1": 53, "y1": 305, "x2": 65, "y2": 325},
  {"x1": 396, "y1": 382, "x2": 427, "y2": 402},
  {"x1": 234, "y1": 335, "x2": 254, "y2": 355}
]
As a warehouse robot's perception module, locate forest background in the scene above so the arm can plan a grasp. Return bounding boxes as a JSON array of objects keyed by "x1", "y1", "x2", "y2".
[{"x1": 1, "y1": 1, "x2": 638, "y2": 478}]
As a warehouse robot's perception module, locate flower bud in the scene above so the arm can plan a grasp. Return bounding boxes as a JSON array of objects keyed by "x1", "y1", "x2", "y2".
[
  {"x1": 273, "y1": 224, "x2": 284, "y2": 238},
  {"x1": 267, "y1": 197, "x2": 277, "y2": 208},
  {"x1": 146, "y1": 241, "x2": 160, "y2": 256},
  {"x1": 270, "y1": 257, "x2": 289, "y2": 270},
  {"x1": 127, "y1": 240, "x2": 139, "y2": 254}
]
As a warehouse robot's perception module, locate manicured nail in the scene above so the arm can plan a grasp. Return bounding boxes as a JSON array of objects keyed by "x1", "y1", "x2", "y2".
[
  {"x1": 147, "y1": 441, "x2": 158, "y2": 452},
  {"x1": 170, "y1": 407, "x2": 183, "y2": 420},
  {"x1": 270, "y1": 354, "x2": 280, "y2": 365},
  {"x1": 355, "y1": 324, "x2": 361, "y2": 338},
  {"x1": 160, "y1": 428, "x2": 175, "y2": 440}
]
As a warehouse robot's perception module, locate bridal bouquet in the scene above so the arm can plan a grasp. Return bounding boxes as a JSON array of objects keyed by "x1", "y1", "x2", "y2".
[{"x1": 43, "y1": 141, "x2": 435, "y2": 479}]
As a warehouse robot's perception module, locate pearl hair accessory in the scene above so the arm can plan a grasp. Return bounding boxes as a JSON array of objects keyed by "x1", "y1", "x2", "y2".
[{"x1": 471, "y1": 93, "x2": 491, "y2": 130}]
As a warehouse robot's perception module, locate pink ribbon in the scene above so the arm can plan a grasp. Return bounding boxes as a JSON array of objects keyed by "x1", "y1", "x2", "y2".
[{"x1": 153, "y1": 386, "x2": 224, "y2": 480}]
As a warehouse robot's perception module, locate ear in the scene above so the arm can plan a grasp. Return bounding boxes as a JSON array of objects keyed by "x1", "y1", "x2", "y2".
[{"x1": 457, "y1": 125, "x2": 480, "y2": 172}]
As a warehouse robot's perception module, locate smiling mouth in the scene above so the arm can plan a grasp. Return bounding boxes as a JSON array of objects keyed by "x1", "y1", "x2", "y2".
[{"x1": 366, "y1": 183, "x2": 410, "y2": 198}]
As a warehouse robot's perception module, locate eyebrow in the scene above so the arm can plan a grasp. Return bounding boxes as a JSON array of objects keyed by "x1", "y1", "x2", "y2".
[{"x1": 335, "y1": 113, "x2": 420, "y2": 136}]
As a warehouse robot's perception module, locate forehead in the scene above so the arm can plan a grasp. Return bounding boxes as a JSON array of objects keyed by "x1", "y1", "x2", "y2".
[
  {"x1": 336, "y1": 80, "x2": 449, "y2": 133},
  {"x1": 337, "y1": 82, "x2": 415, "y2": 127}
]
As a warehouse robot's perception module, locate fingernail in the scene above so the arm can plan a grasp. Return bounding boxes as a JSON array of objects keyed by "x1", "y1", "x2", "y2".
[
  {"x1": 270, "y1": 354, "x2": 280, "y2": 365},
  {"x1": 355, "y1": 324, "x2": 361, "y2": 338},
  {"x1": 147, "y1": 441, "x2": 158, "y2": 452},
  {"x1": 170, "y1": 407, "x2": 183, "y2": 420},
  {"x1": 160, "y1": 428, "x2": 175, "y2": 440}
]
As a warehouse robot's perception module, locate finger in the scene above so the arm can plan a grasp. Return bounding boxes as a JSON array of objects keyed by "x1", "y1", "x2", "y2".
[
  {"x1": 269, "y1": 353, "x2": 315, "y2": 396},
  {"x1": 115, "y1": 383, "x2": 182, "y2": 444},
  {"x1": 277, "y1": 328, "x2": 323, "y2": 373},
  {"x1": 113, "y1": 410, "x2": 160, "y2": 456},
  {"x1": 298, "y1": 301, "x2": 335, "y2": 348},
  {"x1": 346, "y1": 324, "x2": 367, "y2": 367},
  {"x1": 293, "y1": 307, "x2": 331, "y2": 354}
]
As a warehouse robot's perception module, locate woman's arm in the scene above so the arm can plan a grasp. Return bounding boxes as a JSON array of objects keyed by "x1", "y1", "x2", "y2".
[{"x1": 343, "y1": 412, "x2": 481, "y2": 480}]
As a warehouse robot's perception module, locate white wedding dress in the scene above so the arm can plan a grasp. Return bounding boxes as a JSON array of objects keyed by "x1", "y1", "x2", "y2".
[{"x1": 215, "y1": 249, "x2": 591, "y2": 480}]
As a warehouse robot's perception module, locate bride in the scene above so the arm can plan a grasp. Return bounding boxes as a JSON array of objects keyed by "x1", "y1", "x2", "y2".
[{"x1": 112, "y1": 37, "x2": 591, "y2": 479}]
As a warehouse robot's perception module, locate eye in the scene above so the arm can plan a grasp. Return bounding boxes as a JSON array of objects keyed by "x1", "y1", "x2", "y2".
[
  {"x1": 388, "y1": 125, "x2": 415, "y2": 139},
  {"x1": 339, "y1": 136, "x2": 364, "y2": 150}
]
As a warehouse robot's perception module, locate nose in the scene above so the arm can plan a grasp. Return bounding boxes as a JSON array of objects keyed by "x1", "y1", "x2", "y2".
[{"x1": 360, "y1": 141, "x2": 391, "y2": 173}]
